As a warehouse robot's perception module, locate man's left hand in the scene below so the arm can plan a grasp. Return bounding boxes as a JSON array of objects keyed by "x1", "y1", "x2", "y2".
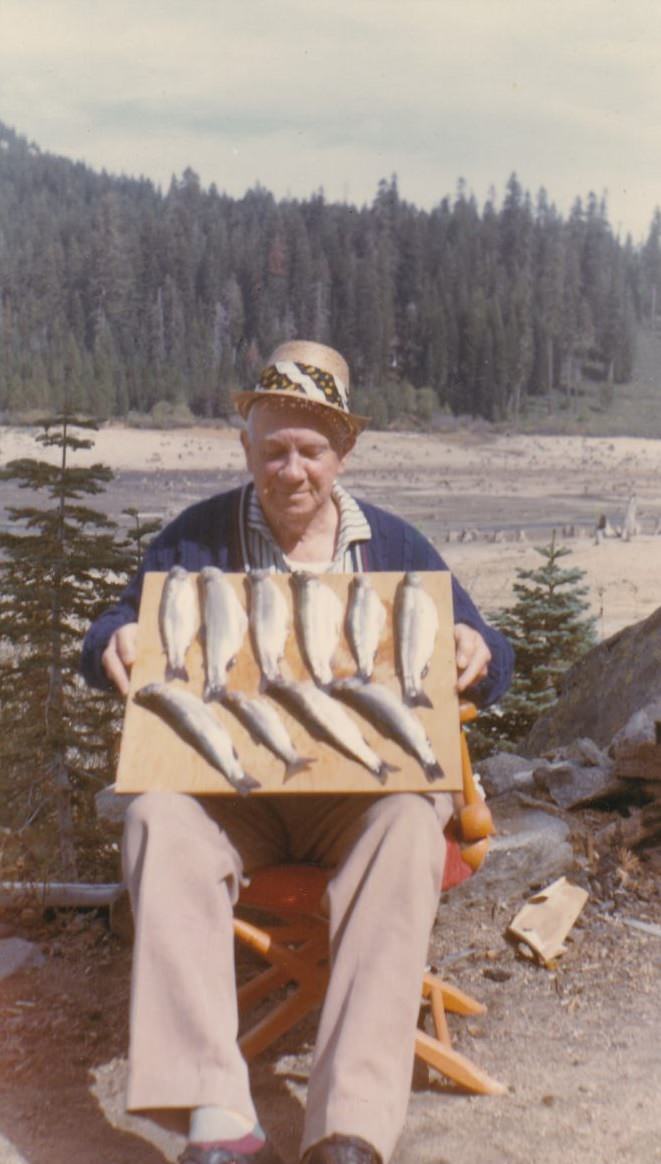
[{"x1": 454, "y1": 622, "x2": 491, "y2": 693}]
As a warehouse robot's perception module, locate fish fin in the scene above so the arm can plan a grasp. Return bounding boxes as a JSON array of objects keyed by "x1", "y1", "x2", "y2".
[
  {"x1": 237, "y1": 773, "x2": 261, "y2": 795},
  {"x1": 424, "y1": 761, "x2": 446, "y2": 783},
  {"x1": 283, "y1": 756, "x2": 315, "y2": 781},
  {"x1": 166, "y1": 663, "x2": 189, "y2": 682},
  {"x1": 375, "y1": 760, "x2": 399, "y2": 785}
]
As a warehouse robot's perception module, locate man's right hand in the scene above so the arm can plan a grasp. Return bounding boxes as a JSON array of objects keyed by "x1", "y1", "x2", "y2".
[{"x1": 101, "y1": 623, "x2": 138, "y2": 695}]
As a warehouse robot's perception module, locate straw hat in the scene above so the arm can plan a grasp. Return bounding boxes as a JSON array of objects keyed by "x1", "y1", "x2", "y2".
[{"x1": 234, "y1": 340, "x2": 369, "y2": 440}]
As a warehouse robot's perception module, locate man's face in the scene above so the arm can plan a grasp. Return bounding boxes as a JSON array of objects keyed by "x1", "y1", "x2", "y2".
[{"x1": 241, "y1": 402, "x2": 351, "y2": 530}]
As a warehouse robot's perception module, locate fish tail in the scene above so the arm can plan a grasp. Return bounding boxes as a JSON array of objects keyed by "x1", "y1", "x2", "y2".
[
  {"x1": 406, "y1": 690, "x2": 434, "y2": 709},
  {"x1": 284, "y1": 756, "x2": 315, "y2": 780},
  {"x1": 424, "y1": 761, "x2": 445, "y2": 783},
  {"x1": 237, "y1": 773, "x2": 261, "y2": 795},
  {"x1": 166, "y1": 663, "x2": 189, "y2": 682},
  {"x1": 203, "y1": 681, "x2": 226, "y2": 703}
]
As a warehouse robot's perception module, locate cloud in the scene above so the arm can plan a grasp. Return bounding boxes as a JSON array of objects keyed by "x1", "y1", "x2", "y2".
[{"x1": 0, "y1": 0, "x2": 659, "y2": 236}]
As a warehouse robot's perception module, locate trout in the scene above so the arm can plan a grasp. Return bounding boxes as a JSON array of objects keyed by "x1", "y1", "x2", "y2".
[
  {"x1": 200, "y1": 566, "x2": 248, "y2": 701},
  {"x1": 134, "y1": 683, "x2": 260, "y2": 794},
  {"x1": 247, "y1": 569, "x2": 290, "y2": 687},
  {"x1": 331, "y1": 677, "x2": 445, "y2": 783},
  {"x1": 346, "y1": 575, "x2": 386, "y2": 681},
  {"x1": 291, "y1": 571, "x2": 343, "y2": 688},
  {"x1": 159, "y1": 565, "x2": 197, "y2": 682},
  {"x1": 266, "y1": 678, "x2": 395, "y2": 784},
  {"x1": 394, "y1": 572, "x2": 439, "y2": 707}
]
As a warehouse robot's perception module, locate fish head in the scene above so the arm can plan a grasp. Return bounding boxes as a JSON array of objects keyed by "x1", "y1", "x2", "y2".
[
  {"x1": 200, "y1": 565, "x2": 222, "y2": 585},
  {"x1": 134, "y1": 682, "x2": 162, "y2": 705},
  {"x1": 290, "y1": 570, "x2": 314, "y2": 589},
  {"x1": 168, "y1": 565, "x2": 189, "y2": 581}
]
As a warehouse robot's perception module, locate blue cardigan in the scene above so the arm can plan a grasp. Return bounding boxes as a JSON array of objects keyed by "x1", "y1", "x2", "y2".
[{"x1": 80, "y1": 485, "x2": 513, "y2": 705}]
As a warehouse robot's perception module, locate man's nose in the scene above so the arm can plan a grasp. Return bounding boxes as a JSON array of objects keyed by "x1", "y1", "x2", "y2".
[{"x1": 278, "y1": 452, "x2": 306, "y2": 481}]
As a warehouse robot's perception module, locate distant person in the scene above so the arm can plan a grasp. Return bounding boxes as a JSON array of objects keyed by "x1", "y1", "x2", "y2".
[{"x1": 81, "y1": 340, "x2": 513, "y2": 1164}]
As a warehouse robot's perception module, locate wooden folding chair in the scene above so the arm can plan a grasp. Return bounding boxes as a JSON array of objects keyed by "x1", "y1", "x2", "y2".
[{"x1": 233, "y1": 703, "x2": 505, "y2": 1096}]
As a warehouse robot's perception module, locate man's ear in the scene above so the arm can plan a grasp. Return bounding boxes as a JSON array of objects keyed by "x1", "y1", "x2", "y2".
[
  {"x1": 240, "y1": 429, "x2": 252, "y2": 471},
  {"x1": 336, "y1": 434, "x2": 356, "y2": 475}
]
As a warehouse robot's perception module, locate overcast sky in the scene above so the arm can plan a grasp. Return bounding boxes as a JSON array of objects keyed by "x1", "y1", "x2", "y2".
[{"x1": 0, "y1": 0, "x2": 659, "y2": 240}]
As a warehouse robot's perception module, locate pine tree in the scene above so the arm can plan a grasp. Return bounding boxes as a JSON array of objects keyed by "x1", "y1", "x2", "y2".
[
  {"x1": 0, "y1": 417, "x2": 129, "y2": 881},
  {"x1": 470, "y1": 535, "x2": 597, "y2": 756}
]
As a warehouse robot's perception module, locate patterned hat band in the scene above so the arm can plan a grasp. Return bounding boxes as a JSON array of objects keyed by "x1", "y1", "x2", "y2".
[{"x1": 254, "y1": 361, "x2": 350, "y2": 413}]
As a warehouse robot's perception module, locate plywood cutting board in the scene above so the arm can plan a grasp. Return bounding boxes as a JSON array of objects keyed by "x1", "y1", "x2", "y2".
[{"x1": 115, "y1": 571, "x2": 462, "y2": 795}]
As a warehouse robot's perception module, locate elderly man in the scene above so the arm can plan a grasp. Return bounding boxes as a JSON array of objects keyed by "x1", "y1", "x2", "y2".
[{"x1": 81, "y1": 340, "x2": 513, "y2": 1164}]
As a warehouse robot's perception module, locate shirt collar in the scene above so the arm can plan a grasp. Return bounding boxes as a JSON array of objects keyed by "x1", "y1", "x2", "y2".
[{"x1": 246, "y1": 482, "x2": 371, "y2": 562}]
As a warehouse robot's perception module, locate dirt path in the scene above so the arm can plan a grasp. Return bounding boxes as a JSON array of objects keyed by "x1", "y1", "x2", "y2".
[{"x1": 1, "y1": 838, "x2": 659, "y2": 1164}]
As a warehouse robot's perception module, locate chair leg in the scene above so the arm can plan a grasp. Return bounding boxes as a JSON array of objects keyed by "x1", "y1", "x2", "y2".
[
  {"x1": 417, "y1": 970, "x2": 506, "y2": 1096},
  {"x1": 415, "y1": 1029, "x2": 506, "y2": 1096},
  {"x1": 234, "y1": 914, "x2": 329, "y2": 1060}
]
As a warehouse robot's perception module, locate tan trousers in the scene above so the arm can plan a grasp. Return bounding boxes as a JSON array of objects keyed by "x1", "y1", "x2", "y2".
[{"x1": 122, "y1": 790, "x2": 452, "y2": 1163}]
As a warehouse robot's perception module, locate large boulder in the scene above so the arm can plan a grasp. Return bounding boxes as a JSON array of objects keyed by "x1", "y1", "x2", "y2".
[{"x1": 524, "y1": 605, "x2": 661, "y2": 753}]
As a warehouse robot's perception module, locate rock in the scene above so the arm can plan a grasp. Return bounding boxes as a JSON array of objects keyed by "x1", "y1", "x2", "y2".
[
  {"x1": 448, "y1": 804, "x2": 574, "y2": 902},
  {"x1": 609, "y1": 701, "x2": 661, "y2": 754},
  {"x1": 561, "y1": 737, "x2": 611, "y2": 768},
  {"x1": 532, "y1": 761, "x2": 625, "y2": 810},
  {"x1": 0, "y1": 937, "x2": 46, "y2": 981},
  {"x1": 525, "y1": 605, "x2": 661, "y2": 752},
  {"x1": 476, "y1": 752, "x2": 536, "y2": 797}
]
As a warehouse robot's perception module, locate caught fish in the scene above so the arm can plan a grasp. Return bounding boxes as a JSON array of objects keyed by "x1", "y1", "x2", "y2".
[
  {"x1": 159, "y1": 565, "x2": 198, "y2": 682},
  {"x1": 331, "y1": 677, "x2": 445, "y2": 783},
  {"x1": 346, "y1": 576, "x2": 386, "y2": 681},
  {"x1": 291, "y1": 572, "x2": 343, "y2": 688},
  {"x1": 200, "y1": 566, "x2": 248, "y2": 701},
  {"x1": 221, "y1": 690, "x2": 313, "y2": 780},
  {"x1": 134, "y1": 683, "x2": 260, "y2": 795},
  {"x1": 247, "y1": 569, "x2": 290, "y2": 687},
  {"x1": 395, "y1": 572, "x2": 439, "y2": 708},
  {"x1": 266, "y1": 678, "x2": 395, "y2": 784}
]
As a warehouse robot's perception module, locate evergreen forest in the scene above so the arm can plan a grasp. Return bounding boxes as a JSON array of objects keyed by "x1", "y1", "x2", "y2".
[{"x1": 2, "y1": 119, "x2": 661, "y2": 425}]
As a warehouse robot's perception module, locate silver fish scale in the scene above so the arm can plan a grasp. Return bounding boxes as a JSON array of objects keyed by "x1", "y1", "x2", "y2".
[
  {"x1": 292, "y1": 573, "x2": 343, "y2": 687},
  {"x1": 159, "y1": 565, "x2": 197, "y2": 681},
  {"x1": 201, "y1": 566, "x2": 247, "y2": 698},
  {"x1": 248, "y1": 571, "x2": 289, "y2": 684},
  {"x1": 135, "y1": 683, "x2": 259, "y2": 794}
]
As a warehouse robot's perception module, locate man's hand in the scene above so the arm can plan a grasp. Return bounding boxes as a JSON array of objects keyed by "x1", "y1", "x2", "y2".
[
  {"x1": 102, "y1": 623, "x2": 138, "y2": 696},
  {"x1": 454, "y1": 622, "x2": 491, "y2": 694}
]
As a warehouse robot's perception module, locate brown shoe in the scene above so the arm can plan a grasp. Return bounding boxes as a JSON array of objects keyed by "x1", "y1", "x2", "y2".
[{"x1": 301, "y1": 1134, "x2": 382, "y2": 1164}]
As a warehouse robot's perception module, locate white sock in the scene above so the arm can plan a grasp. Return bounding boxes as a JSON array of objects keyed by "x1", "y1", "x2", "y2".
[{"x1": 189, "y1": 1105, "x2": 262, "y2": 1144}]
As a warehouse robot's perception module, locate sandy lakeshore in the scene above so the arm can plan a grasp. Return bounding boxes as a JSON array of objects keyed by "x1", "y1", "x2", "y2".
[{"x1": 1, "y1": 423, "x2": 660, "y2": 639}]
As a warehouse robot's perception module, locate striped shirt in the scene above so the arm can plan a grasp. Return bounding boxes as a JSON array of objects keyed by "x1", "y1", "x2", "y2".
[{"x1": 238, "y1": 482, "x2": 372, "y2": 573}]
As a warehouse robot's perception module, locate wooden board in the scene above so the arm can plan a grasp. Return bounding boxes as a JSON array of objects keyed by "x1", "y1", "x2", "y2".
[{"x1": 115, "y1": 571, "x2": 462, "y2": 795}]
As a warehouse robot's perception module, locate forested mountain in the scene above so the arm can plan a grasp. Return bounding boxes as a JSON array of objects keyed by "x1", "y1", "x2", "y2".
[{"x1": 1, "y1": 119, "x2": 659, "y2": 424}]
